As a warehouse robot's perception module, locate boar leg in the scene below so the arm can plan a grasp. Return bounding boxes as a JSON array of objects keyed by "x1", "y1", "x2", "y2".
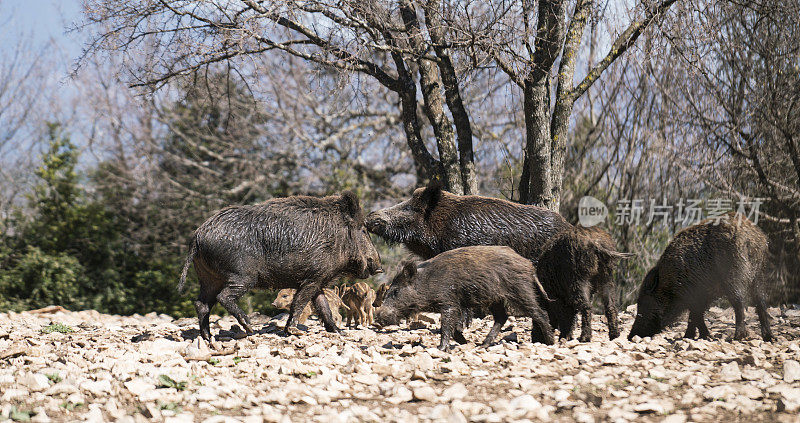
[
  {"x1": 601, "y1": 282, "x2": 621, "y2": 340},
  {"x1": 730, "y1": 296, "x2": 749, "y2": 340},
  {"x1": 438, "y1": 307, "x2": 461, "y2": 352},
  {"x1": 286, "y1": 283, "x2": 321, "y2": 334},
  {"x1": 217, "y1": 279, "x2": 254, "y2": 335},
  {"x1": 752, "y1": 289, "x2": 774, "y2": 341},
  {"x1": 480, "y1": 305, "x2": 508, "y2": 348},
  {"x1": 365, "y1": 304, "x2": 374, "y2": 326},
  {"x1": 195, "y1": 295, "x2": 217, "y2": 342},
  {"x1": 311, "y1": 291, "x2": 341, "y2": 333},
  {"x1": 684, "y1": 311, "x2": 699, "y2": 339},
  {"x1": 576, "y1": 284, "x2": 593, "y2": 342}
]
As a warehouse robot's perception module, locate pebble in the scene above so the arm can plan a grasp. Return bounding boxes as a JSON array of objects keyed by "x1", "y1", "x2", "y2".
[
  {"x1": 784, "y1": 360, "x2": 800, "y2": 383},
  {"x1": 0, "y1": 306, "x2": 794, "y2": 421}
]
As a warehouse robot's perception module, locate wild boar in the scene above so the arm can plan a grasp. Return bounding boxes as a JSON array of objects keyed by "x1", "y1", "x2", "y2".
[
  {"x1": 375, "y1": 246, "x2": 555, "y2": 351},
  {"x1": 365, "y1": 182, "x2": 571, "y2": 262},
  {"x1": 537, "y1": 226, "x2": 632, "y2": 342},
  {"x1": 341, "y1": 282, "x2": 376, "y2": 327},
  {"x1": 178, "y1": 191, "x2": 382, "y2": 341},
  {"x1": 628, "y1": 212, "x2": 773, "y2": 341},
  {"x1": 272, "y1": 288, "x2": 346, "y2": 326}
]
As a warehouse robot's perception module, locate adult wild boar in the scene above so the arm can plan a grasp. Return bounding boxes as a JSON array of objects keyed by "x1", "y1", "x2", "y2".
[
  {"x1": 628, "y1": 212, "x2": 773, "y2": 342},
  {"x1": 537, "y1": 226, "x2": 632, "y2": 342},
  {"x1": 178, "y1": 191, "x2": 382, "y2": 341},
  {"x1": 365, "y1": 182, "x2": 571, "y2": 261},
  {"x1": 375, "y1": 246, "x2": 555, "y2": 351}
]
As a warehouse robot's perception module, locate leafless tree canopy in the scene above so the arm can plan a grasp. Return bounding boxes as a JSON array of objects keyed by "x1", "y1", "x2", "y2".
[{"x1": 79, "y1": 0, "x2": 678, "y2": 208}]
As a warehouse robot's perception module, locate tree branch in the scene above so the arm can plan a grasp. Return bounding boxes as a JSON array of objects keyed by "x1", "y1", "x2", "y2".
[{"x1": 572, "y1": 0, "x2": 678, "y2": 100}]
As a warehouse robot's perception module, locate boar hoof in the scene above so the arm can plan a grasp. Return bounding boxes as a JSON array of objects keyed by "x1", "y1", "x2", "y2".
[
  {"x1": 733, "y1": 329, "x2": 749, "y2": 341},
  {"x1": 578, "y1": 333, "x2": 592, "y2": 343},
  {"x1": 608, "y1": 329, "x2": 621, "y2": 340},
  {"x1": 454, "y1": 331, "x2": 469, "y2": 345},
  {"x1": 284, "y1": 326, "x2": 305, "y2": 336}
]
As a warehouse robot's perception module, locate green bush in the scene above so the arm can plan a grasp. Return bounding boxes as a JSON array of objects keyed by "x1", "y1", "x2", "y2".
[{"x1": 0, "y1": 246, "x2": 87, "y2": 311}]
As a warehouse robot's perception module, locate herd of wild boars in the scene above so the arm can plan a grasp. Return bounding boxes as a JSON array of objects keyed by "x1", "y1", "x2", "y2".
[{"x1": 180, "y1": 184, "x2": 774, "y2": 350}]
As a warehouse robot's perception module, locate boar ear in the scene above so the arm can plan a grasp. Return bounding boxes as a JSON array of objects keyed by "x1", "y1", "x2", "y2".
[
  {"x1": 401, "y1": 261, "x2": 417, "y2": 279},
  {"x1": 340, "y1": 190, "x2": 364, "y2": 223},
  {"x1": 420, "y1": 179, "x2": 443, "y2": 214},
  {"x1": 642, "y1": 268, "x2": 659, "y2": 293}
]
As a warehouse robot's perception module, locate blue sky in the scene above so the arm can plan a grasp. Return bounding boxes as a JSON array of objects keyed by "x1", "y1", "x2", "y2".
[{"x1": 1, "y1": 0, "x2": 82, "y2": 50}]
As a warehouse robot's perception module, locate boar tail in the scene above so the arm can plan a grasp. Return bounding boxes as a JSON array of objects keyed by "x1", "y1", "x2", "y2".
[
  {"x1": 594, "y1": 242, "x2": 635, "y2": 260},
  {"x1": 177, "y1": 240, "x2": 198, "y2": 295},
  {"x1": 532, "y1": 275, "x2": 554, "y2": 304}
]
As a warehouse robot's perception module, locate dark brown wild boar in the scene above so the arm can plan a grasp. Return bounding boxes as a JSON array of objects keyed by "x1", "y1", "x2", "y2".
[
  {"x1": 375, "y1": 246, "x2": 555, "y2": 351},
  {"x1": 537, "y1": 226, "x2": 632, "y2": 342},
  {"x1": 272, "y1": 288, "x2": 346, "y2": 326},
  {"x1": 628, "y1": 212, "x2": 773, "y2": 342},
  {"x1": 178, "y1": 191, "x2": 382, "y2": 341},
  {"x1": 365, "y1": 182, "x2": 571, "y2": 261},
  {"x1": 365, "y1": 182, "x2": 571, "y2": 336}
]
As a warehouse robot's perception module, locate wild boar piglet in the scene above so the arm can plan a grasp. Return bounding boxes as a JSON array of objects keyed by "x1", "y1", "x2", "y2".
[{"x1": 272, "y1": 288, "x2": 346, "y2": 326}]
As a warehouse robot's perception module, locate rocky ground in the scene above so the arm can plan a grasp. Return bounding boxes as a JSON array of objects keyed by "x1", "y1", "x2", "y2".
[{"x1": 1, "y1": 305, "x2": 799, "y2": 423}]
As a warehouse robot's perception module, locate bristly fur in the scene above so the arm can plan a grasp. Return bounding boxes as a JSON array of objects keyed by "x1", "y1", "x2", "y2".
[
  {"x1": 629, "y1": 211, "x2": 773, "y2": 342},
  {"x1": 182, "y1": 191, "x2": 381, "y2": 341},
  {"x1": 537, "y1": 225, "x2": 632, "y2": 342},
  {"x1": 375, "y1": 246, "x2": 555, "y2": 351}
]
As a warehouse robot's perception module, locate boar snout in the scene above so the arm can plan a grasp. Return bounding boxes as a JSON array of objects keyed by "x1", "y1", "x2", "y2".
[
  {"x1": 365, "y1": 211, "x2": 385, "y2": 233},
  {"x1": 375, "y1": 307, "x2": 400, "y2": 327},
  {"x1": 367, "y1": 256, "x2": 383, "y2": 275}
]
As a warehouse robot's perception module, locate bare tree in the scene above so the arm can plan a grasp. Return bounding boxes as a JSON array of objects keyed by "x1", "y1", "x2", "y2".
[
  {"x1": 0, "y1": 27, "x2": 50, "y2": 226},
  {"x1": 79, "y1": 0, "x2": 678, "y2": 204}
]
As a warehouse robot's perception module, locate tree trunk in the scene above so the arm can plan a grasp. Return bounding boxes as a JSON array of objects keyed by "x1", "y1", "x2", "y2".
[
  {"x1": 518, "y1": 0, "x2": 567, "y2": 210},
  {"x1": 520, "y1": 76, "x2": 555, "y2": 208},
  {"x1": 422, "y1": 0, "x2": 478, "y2": 195},
  {"x1": 400, "y1": 1, "x2": 462, "y2": 194}
]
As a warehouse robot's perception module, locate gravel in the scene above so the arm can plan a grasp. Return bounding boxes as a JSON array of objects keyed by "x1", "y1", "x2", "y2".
[{"x1": 0, "y1": 305, "x2": 799, "y2": 422}]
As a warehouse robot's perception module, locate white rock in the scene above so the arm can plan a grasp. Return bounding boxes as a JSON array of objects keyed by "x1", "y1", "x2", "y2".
[
  {"x1": 80, "y1": 379, "x2": 112, "y2": 395},
  {"x1": 777, "y1": 388, "x2": 800, "y2": 413},
  {"x1": 719, "y1": 361, "x2": 742, "y2": 382},
  {"x1": 183, "y1": 337, "x2": 211, "y2": 360},
  {"x1": 19, "y1": 373, "x2": 50, "y2": 392},
  {"x1": 783, "y1": 360, "x2": 800, "y2": 383},
  {"x1": 703, "y1": 385, "x2": 738, "y2": 400},
  {"x1": 661, "y1": 413, "x2": 687, "y2": 423},
  {"x1": 415, "y1": 352, "x2": 435, "y2": 372},
  {"x1": 123, "y1": 378, "x2": 154, "y2": 398},
  {"x1": 509, "y1": 394, "x2": 542, "y2": 418},
  {"x1": 553, "y1": 389, "x2": 570, "y2": 402},
  {"x1": 387, "y1": 386, "x2": 413, "y2": 405},
  {"x1": 413, "y1": 385, "x2": 438, "y2": 402},
  {"x1": 83, "y1": 404, "x2": 105, "y2": 423},
  {"x1": 443, "y1": 383, "x2": 468, "y2": 402}
]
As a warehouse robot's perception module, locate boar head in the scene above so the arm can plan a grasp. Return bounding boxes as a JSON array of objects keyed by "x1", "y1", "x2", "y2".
[
  {"x1": 628, "y1": 268, "x2": 664, "y2": 340},
  {"x1": 272, "y1": 289, "x2": 295, "y2": 310},
  {"x1": 365, "y1": 182, "x2": 443, "y2": 257},
  {"x1": 375, "y1": 261, "x2": 421, "y2": 326},
  {"x1": 372, "y1": 283, "x2": 389, "y2": 308},
  {"x1": 341, "y1": 191, "x2": 383, "y2": 279}
]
